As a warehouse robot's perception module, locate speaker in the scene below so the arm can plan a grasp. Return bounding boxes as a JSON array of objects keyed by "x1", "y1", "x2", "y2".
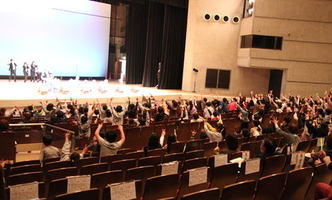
[
  {"x1": 232, "y1": 16, "x2": 240, "y2": 23},
  {"x1": 204, "y1": 14, "x2": 211, "y2": 21},
  {"x1": 222, "y1": 15, "x2": 229, "y2": 22},
  {"x1": 213, "y1": 15, "x2": 220, "y2": 22}
]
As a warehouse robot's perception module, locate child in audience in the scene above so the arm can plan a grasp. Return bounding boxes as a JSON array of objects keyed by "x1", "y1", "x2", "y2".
[{"x1": 39, "y1": 135, "x2": 61, "y2": 164}]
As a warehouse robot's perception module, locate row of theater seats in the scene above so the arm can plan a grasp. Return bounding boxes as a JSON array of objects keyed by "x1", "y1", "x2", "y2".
[
  {"x1": 4, "y1": 161, "x2": 331, "y2": 200},
  {"x1": 3, "y1": 140, "x2": 331, "y2": 200}
]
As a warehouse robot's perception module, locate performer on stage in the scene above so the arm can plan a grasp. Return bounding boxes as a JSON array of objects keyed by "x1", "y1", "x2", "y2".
[
  {"x1": 30, "y1": 61, "x2": 37, "y2": 82},
  {"x1": 22, "y1": 62, "x2": 29, "y2": 82},
  {"x1": 36, "y1": 68, "x2": 43, "y2": 83},
  {"x1": 8, "y1": 59, "x2": 17, "y2": 82}
]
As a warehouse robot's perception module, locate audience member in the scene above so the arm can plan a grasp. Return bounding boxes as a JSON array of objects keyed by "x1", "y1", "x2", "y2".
[
  {"x1": 94, "y1": 123, "x2": 125, "y2": 157},
  {"x1": 39, "y1": 135, "x2": 61, "y2": 164}
]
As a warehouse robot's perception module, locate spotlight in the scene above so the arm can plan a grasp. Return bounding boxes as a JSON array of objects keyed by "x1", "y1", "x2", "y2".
[
  {"x1": 193, "y1": 68, "x2": 198, "y2": 72},
  {"x1": 204, "y1": 14, "x2": 211, "y2": 21},
  {"x1": 222, "y1": 16, "x2": 229, "y2": 22},
  {"x1": 213, "y1": 15, "x2": 220, "y2": 22},
  {"x1": 232, "y1": 16, "x2": 240, "y2": 23}
]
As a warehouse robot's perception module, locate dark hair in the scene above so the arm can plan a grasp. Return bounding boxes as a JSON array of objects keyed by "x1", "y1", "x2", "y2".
[
  {"x1": 46, "y1": 103, "x2": 54, "y2": 111},
  {"x1": 102, "y1": 104, "x2": 108, "y2": 111},
  {"x1": 263, "y1": 136, "x2": 276, "y2": 154},
  {"x1": 78, "y1": 107, "x2": 84, "y2": 115},
  {"x1": 144, "y1": 103, "x2": 151, "y2": 109},
  {"x1": 215, "y1": 123, "x2": 224, "y2": 132},
  {"x1": 283, "y1": 117, "x2": 291, "y2": 124},
  {"x1": 206, "y1": 102, "x2": 212, "y2": 107},
  {"x1": 0, "y1": 119, "x2": 9, "y2": 131},
  {"x1": 70, "y1": 152, "x2": 81, "y2": 165},
  {"x1": 138, "y1": 118, "x2": 146, "y2": 126},
  {"x1": 212, "y1": 111, "x2": 219, "y2": 117},
  {"x1": 241, "y1": 128, "x2": 250, "y2": 138},
  {"x1": 81, "y1": 115, "x2": 88, "y2": 124},
  {"x1": 83, "y1": 107, "x2": 89, "y2": 114},
  {"x1": 115, "y1": 105, "x2": 123, "y2": 113},
  {"x1": 166, "y1": 134, "x2": 177, "y2": 153},
  {"x1": 325, "y1": 108, "x2": 332, "y2": 115},
  {"x1": 27, "y1": 106, "x2": 33, "y2": 111},
  {"x1": 42, "y1": 135, "x2": 53, "y2": 146},
  {"x1": 288, "y1": 125, "x2": 298, "y2": 134},
  {"x1": 105, "y1": 130, "x2": 117, "y2": 143},
  {"x1": 147, "y1": 133, "x2": 161, "y2": 150},
  {"x1": 106, "y1": 109, "x2": 112, "y2": 118},
  {"x1": 94, "y1": 110, "x2": 100, "y2": 115},
  {"x1": 200, "y1": 131, "x2": 208, "y2": 139},
  {"x1": 158, "y1": 107, "x2": 164, "y2": 113},
  {"x1": 193, "y1": 113, "x2": 199, "y2": 120},
  {"x1": 226, "y1": 134, "x2": 238, "y2": 151},
  {"x1": 56, "y1": 111, "x2": 64, "y2": 119}
]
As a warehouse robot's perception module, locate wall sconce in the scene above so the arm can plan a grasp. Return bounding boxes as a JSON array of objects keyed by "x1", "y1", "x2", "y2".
[
  {"x1": 213, "y1": 15, "x2": 220, "y2": 22},
  {"x1": 204, "y1": 14, "x2": 211, "y2": 21},
  {"x1": 222, "y1": 15, "x2": 229, "y2": 22},
  {"x1": 232, "y1": 16, "x2": 240, "y2": 23}
]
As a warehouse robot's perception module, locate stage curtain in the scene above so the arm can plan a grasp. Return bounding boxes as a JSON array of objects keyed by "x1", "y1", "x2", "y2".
[
  {"x1": 159, "y1": 4, "x2": 187, "y2": 89},
  {"x1": 141, "y1": 1, "x2": 165, "y2": 87},
  {"x1": 125, "y1": 2, "x2": 148, "y2": 84}
]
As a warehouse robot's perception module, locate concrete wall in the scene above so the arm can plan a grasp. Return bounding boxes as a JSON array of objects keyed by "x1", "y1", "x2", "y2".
[
  {"x1": 182, "y1": 0, "x2": 270, "y2": 97},
  {"x1": 238, "y1": 0, "x2": 332, "y2": 96},
  {"x1": 184, "y1": 0, "x2": 332, "y2": 97}
]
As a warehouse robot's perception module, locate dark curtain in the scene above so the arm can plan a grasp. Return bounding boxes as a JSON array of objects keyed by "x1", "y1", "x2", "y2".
[
  {"x1": 159, "y1": 5, "x2": 187, "y2": 89},
  {"x1": 125, "y1": 2, "x2": 148, "y2": 84},
  {"x1": 142, "y1": 1, "x2": 165, "y2": 87}
]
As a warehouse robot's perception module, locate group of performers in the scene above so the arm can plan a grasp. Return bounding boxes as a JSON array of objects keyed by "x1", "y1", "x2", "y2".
[{"x1": 8, "y1": 59, "x2": 52, "y2": 83}]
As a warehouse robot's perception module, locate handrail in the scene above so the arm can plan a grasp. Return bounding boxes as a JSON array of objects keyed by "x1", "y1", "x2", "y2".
[{"x1": 9, "y1": 123, "x2": 75, "y2": 134}]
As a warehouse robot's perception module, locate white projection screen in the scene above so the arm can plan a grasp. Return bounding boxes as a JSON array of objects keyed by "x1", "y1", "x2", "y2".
[{"x1": 0, "y1": 0, "x2": 111, "y2": 78}]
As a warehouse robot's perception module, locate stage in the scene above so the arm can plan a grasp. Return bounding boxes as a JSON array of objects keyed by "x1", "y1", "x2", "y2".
[{"x1": 0, "y1": 79, "x2": 201, "y2": 108}]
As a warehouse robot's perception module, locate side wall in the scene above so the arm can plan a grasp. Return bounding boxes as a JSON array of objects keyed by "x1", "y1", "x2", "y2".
[
  {"x1": 238, "y1": 0, "x2": 332, "y2": 96},
  {"x1": 182, "y1": 0, "x2": 270, "y2": 96}
]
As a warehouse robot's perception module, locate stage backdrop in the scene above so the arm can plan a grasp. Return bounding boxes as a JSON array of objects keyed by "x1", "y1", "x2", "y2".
[{"x1": 0, "y1": 0, "x2": 110, "y2": 78}]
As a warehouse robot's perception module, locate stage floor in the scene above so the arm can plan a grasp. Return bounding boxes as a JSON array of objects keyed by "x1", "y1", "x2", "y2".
[{"x1": 0, "y1": 79, "x2": 199, "y2": 108}]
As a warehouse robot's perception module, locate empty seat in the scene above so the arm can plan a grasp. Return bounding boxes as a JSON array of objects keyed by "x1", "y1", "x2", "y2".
[
  {"x1": 209, "y1": 163, "x2": 239, "y2": 192},
  {"x1": 10, "y1": 164, "x2": 41, "y2": 176},
  {"x1": 255, "y1": 172, "x2": 286, "y2": 200},
  {"x1": 162, "y1": 152, "x2": 184, "y2": 163},
  {"x1": 125, "y1": 165, "x2": 155, "y2": 182},
  {"x1": 53, "y1": 188, "x2": 99, "y2": 200},
  {"x1": 91, "y1": 170, "x2": 122, "y2": 200},
  {"x1": 260, "y1": 154, "x2": 286, "y2": 177},
  {"x1": 100, "y1": 154, "x2": 123, "y2": 170},
  {"x1": 142, "y1": 174, "x2": 179, "y2": 200},
  {"x1": 102, "y1": 180, "x2": 142, "y2": 200},
  {"x1": 184, "y1": 150, "x2": 204, "y2": 161},
  {"x1": 279, "y1": 167, "x2": 313, "y2": 200},
  {"x1": 237, "y1": 158, "x2": 263, "y2": 182},
  {"x1": 80, "y1": 162, "x2": 108, "y2": 175},
  {"x1": 110, "y1": 159, "x2": 137, "y2": 181},
  {"x1": 203, "y1": 142, "x2": 218, "y2": 158},
  {"x1": 170, "y1": 142, "x2": 186, "y2": 153},
  {"x1": 182, "y1": 157, "x2": 207, "y2": 172},
  {"x1": 43, "y1": 160, "x2": 72, "y2": 174},
  {"x1": 138, "y1": 155, "x2": 161, "y2": 168},
  {"x1": 180, "y1": 187, "x2": 220, "y2": 200},
  {"x1": 7, "y1": 171, "x2": 43, "y2": 186},
  {"x1": 220, "y1": 180, "x2": 256, "y2": 200},
  {"x1": 184, "y1": 140, "x2": 201, "y2": 152},
  {"x1": 304, "y1": 163, "x2": 332, "y2": 200},
  {"x1": 177, "y1": 167, "x2": 211, "y2": 199}
]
